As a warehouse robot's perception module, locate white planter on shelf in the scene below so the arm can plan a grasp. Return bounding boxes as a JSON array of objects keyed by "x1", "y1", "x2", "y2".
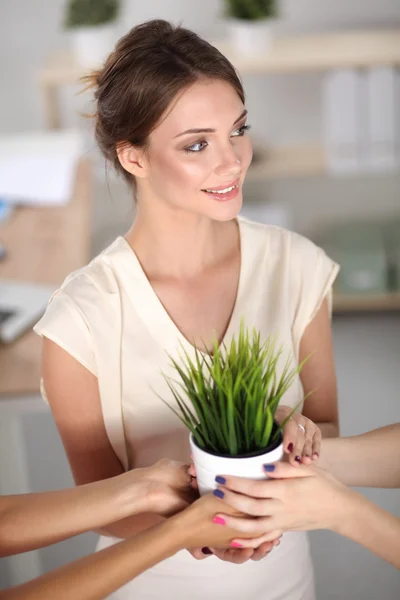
[
  {"x1": 190, "y1": 430, "x2": 283, "y2": 496},
  {"x1": 227, "y1": 18, "x2": 275, "y2": 57},
  {"x1": 69, "y1": 24, "x2": 116, "y2": 68}
]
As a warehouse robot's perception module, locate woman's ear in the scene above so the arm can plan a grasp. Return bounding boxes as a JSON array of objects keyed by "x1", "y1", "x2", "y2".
[{"x1": 116, "y1": 142, "x2": 148, "y2": 179}]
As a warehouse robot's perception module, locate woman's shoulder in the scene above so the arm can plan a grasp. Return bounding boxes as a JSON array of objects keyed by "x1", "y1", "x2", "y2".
[
  {"x1": 57, "y1": 237, "x2": 127, "y2": 305},
  {"x1": 238, "y1": 215, "x2": 319, "y2": 256}
]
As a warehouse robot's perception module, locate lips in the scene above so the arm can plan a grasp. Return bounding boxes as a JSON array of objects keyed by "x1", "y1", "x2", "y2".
[
  {"x1": 202, "y1": 178, "x2": 240, "y2": 193},
  {"x1": 201, "y1": 179, "x2": 240, "y2": 203}
]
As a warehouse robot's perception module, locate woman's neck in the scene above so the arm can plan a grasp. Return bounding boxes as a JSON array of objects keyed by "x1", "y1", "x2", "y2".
[{"x1": 125, "y1": 203, "x2": 238, "y2": 280}]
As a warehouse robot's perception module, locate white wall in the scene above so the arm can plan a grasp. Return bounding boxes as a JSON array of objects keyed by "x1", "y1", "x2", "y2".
[{"x1": 1, "y1": 0, "x2": 400, "y2": 596}]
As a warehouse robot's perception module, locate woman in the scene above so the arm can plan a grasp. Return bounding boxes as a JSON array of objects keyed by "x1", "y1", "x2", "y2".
[
  {"x1": 211, "y1": 424, "x2": 400, "y2": 569},
  {"x1": 34, "y1": 19, "x2": 339, "y2": 599},
  {"x1": 1, "y1": 460, "x2": 269, "y2": 600}
]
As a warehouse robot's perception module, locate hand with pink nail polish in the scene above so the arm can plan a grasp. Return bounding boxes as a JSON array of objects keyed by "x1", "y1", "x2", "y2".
[{"x1": 174, "y1": 494, "x2": 257, "y2": 556}]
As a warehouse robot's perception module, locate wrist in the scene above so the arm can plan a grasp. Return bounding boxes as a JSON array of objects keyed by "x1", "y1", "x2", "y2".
[
  {"x1": 111, "y1": 472, "x2": 149, "y2": 520},
  {"x1": 158, "y1": 512, "x2": 189, "y2": 553},
  {"x1": 330, "y1": 487, "x2": 362, "y2": 535}
]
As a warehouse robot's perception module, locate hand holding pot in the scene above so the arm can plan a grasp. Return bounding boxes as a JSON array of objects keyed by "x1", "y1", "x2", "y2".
[
  {"x1": 135, "y1": 458, "x2": 197, "y2": 517},
  {"x1": 211, "y1": 462, "x2": 352, "y2": 547},
  {"x1": 177, "y1": 494, "x2": 280, "y2": 552},
  {"x1": 274, "y1": 406, "x2": 322, "y2": 466}
]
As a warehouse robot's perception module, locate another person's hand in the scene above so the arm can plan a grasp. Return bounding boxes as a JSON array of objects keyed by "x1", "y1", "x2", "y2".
[
  {"x1": 275, "y1": 406, "x2": 321, "y2": 466},
  {"x1": 211, "y1": 462, "x2": 354, "y2": 547},
  {"x1": 117, "y1": 459, "x2": 197, "y2": 518},
  {"x1": 175, "y1": 494, "x2": 281, "y2": 560}
]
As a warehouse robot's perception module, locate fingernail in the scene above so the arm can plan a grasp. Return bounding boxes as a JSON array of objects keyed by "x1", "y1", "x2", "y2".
[
  {"x1": 215, "y1": 475, "x2": 226, "y2": 485},
  {"x1": 288, "y1": 443, "x2": 294, "y2": 452},
  {"x1": 213, "y1": 516, "x2": 226, "y2": 525},
  {"x1": 263, "y1": 464, "x2": 275, "y2": 472},
  {"x1": 202, "y1": 547, "x2": 213, "y2": 555},
  {"x1": 295, "y1": 456, "x2": 301, "y2": 463},
  {"x1": 231, "y1": 542, "x2": 242, "y2": 548},
  {"x1": 312, "y1": 452, "x2": 319, "y2": 459},
  {"x1": 213, "y1": 489, "x2": 224, "y2": 499}
]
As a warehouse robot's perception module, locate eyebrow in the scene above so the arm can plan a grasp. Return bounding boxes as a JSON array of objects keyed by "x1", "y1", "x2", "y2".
[{"x1": 174, "y1": 109, "x2": 248, "y2": 138}]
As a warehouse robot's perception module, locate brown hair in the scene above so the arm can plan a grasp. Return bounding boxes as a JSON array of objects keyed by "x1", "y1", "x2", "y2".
[{"x1": 83, "y1": 19, "x2": 245, "y2": 185}]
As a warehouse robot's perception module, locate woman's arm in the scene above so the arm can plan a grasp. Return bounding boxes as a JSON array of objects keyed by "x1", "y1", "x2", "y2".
[
  {"x1": 319, "y1": 423, "x2": 400, "y2": 488},
  {"x1": 0, "y1": 495, "x2": 264, "y2": 600},
  {"x1": 212, "y1": 462, "x2": 400, "y2": 570},
  {"x1": 41, "y1": 338, "x2": 175, "y2": 539},
  {"x1": 0, "y1": 460, "x2": 193, "y2": 557},
  {"x1": 299, "y1": 299, "x2": 339, "y2": 439}
]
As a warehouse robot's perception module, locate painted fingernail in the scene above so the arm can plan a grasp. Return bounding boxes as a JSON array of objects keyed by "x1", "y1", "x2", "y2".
[
  {"x1": 263, "y1": 464, "x2": 275, "y2": 472},
  {"x1": 202, "y1": 547, "x2": 213, "y2": 555},
  {"x1": 215, "y1": 475, "x2": 226, "y2": 485},
  {"x1": 213, "y1": 489, "x2": 225, "y2": 499},
  {"x1": 288, "y1": 443, "x2": 294, "y2": 452},
  {"x1": 231, "y1": 542, "x2": 242, "y2": 548},
  {"x1": 213, "y1": 516, "x2": 226, "y2": 525},
  {"x1": 295, "y1": 456, "x2": 301, "y2": 463}
]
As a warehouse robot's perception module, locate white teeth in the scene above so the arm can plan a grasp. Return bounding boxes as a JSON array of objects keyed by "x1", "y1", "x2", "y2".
[{"x1": 205, "y1": 185, "x2": 236, "y2": 194}]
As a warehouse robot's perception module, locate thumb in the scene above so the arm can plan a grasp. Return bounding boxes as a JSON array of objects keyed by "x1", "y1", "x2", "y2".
[{"x1": 264, "y1": 461, "x2": 314, "y2": 480}]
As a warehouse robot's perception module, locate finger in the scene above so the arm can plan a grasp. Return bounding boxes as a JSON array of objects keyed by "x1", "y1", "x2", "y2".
[
  {"x1": 188, "y1": 547, "x2": 212, "y2": 560},
  {"x1": 211, "y1": 547, "x2": 254, "y2": 563},
  {"x1": 215, "y1": 513, "x2": 280, "y2": 536},
  {"x1": 312, "y1": 429, "x2": 322, "y2": 460},
  {"x1": 263, "y1": 461, "x2": 314, "y2": 480},
  {"x1": 160, "y1": 460, "x2": 192, "y2": 487},
  {"x1": 250, "y1": 541, "x2": 275, "y2": 561},
  {"x1": 300, "y1": 431, "x2": 313, "y2": 465},
  {"x1": 215, "y1": 488, "x2": 282, "y2": 517},
  {"x1": 290, "y1": 421, "x2": 306, "y2": 466},
  {"x1": 281, "y1": 415, "x2": 300, "y2": 455},
  {"x1": 230, "y1": 529, "x2": 282, "y2": 549},
  {"x1": 215, "y1": 474, "x2": 278, "y2": 499},
  {"x1": 188, "y1": 463, "x2": 196, "y2": 478}
]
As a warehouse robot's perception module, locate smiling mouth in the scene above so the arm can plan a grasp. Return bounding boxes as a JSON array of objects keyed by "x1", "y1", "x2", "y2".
[{"x1": 201, "y1": 179, "x2": 240, "y2": 195}]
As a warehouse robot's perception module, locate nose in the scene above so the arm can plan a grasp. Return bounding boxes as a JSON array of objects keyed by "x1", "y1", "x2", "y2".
[{"x1": 214, "y1": 144, "x2": 241, "y2": 179}]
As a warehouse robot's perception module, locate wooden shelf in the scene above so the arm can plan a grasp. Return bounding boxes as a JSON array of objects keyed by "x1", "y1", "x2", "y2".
[
  {"x1": 214, "y1": 29, "x2": 400, "y2": 74},
  {"x1": 39, "y1": 29, "x2": 400, "y2": 87},
  {"x1": 333, "y1": 292, "x2": 400, "y2": 313},
  {"x1": 248, "y1": 145, "x2": 325, "y2": 180}
]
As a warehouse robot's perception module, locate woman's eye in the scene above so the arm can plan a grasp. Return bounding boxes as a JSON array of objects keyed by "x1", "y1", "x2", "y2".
[
  {"x1": 231, "y1": 124, "x2": 252, "y2": 137},
  {"x1": 185, "y1": 141, "x2": 208, "y2": 153}
]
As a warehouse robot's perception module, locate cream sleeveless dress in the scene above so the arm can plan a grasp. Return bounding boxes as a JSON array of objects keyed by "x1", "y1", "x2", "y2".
[{"x1": 34, "y1": 217, "x2": 339, "y2": 600}]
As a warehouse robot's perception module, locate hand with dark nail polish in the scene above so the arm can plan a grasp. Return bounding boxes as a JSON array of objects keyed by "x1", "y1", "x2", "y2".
[{"x1": 213, "y1": 488, "x2": 224, "y2": 499}]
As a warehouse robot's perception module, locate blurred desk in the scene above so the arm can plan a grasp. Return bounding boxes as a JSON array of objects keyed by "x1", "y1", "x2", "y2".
[{"x1": 0, "y1": 158, "x2": 92, "y2": 586}]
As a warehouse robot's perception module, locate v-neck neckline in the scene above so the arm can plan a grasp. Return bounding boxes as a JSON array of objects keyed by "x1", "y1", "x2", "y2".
[{"x1": 116, "y1": 217, "x2": 247, "y2": 357}]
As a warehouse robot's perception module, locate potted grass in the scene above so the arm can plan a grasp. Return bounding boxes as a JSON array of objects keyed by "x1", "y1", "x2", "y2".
[
  {"x1": 224, "y1": 0, "x2": 278, "y2": 58},
  {"x1": 65, "y1": 0, "x2": 120, "y2": 68},
  {"x1": 162, "y1": 323, "x2": 308, "y2": 495}
]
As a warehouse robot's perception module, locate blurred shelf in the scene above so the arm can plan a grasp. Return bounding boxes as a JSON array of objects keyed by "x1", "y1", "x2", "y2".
[
  {"x1": 39, "y1": 29, "x2": 400, "y2": 87},
  {"x1": 38, "y1": 29, "x2": 400, "y2": 129},
  {"x1": 214, "y1": 29, "x2": 400, "y2": 74},
  {"x1": 248, "y1": 145, "x2": 325, "y2": 180},
  {"x1": 333, "y1": 292, "x2": 400, "y2": 313}
]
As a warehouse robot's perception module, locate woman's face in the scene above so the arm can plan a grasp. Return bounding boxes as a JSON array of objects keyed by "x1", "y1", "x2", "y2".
[{"x1": 140, "y1": 78, "x2": 253, "y2": 221}]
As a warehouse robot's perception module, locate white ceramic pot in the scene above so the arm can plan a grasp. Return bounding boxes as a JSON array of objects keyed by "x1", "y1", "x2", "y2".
[
  {"x1": 70, "y1": 24, "x2": 116, "y2": 68},
  {"x1": 190, "y1": 431, "x2": 284, "y2": 496},
  {"x1": 228, "y1": 19, "x2": 275, "y2": 57}
]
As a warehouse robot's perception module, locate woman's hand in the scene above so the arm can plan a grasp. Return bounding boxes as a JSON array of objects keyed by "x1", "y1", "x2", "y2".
[
  {"x1": 211, "y1": 462, "x2": 354, "y2": 547},
  {"x1": 174, "y1": 494, "x2": 281, "y2": 555},
  {"x1": 275, "y1": 405, "x2": 322, "y2": 466},
  {"x1": 119, "y1": 459, "x2": 197, "y2": 518}
]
